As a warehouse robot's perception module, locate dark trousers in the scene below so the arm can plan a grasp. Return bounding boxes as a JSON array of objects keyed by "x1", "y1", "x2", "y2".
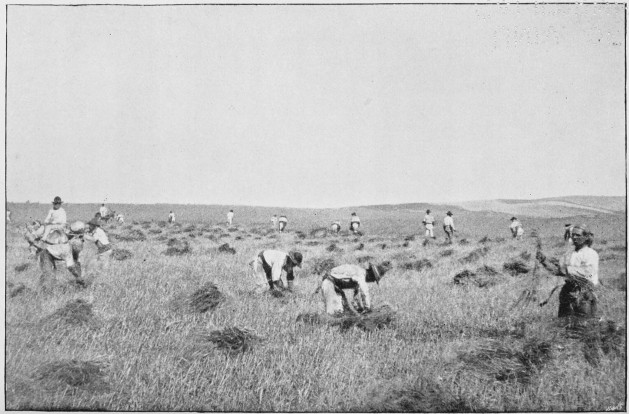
[{"x1": 558, "y1": 281, "x2": 598, "y2": 318}]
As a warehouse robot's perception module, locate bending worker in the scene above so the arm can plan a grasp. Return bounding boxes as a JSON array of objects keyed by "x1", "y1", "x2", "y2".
[{"x1": 252, "y1": 249, "x2": 303, "y2": 291}]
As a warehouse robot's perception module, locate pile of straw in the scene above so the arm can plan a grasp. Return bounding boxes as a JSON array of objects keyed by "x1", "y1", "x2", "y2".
[
  {"x1": 112, "y1": 248, "x2": 133, "y2": 261},
  {"x1": 43, "y1": 299, "x2": 94, "y2": 326},
  {"x1": 189, "y1": 283, "x2": 225, "y2": 313},
  {"x1": 330, "y1": 304, "x2": 397, "y2": 332},
  {"x1": 454, "y1": 266, "x2": 508, "y2": 288},
  {"x1": 440, "y1": 249, "x2": 455, "y2": 257},
  {"x1": 309, "y1": 227, "x2": 328, "y2": 238},
  {"x1": 400, "y1": 259, "x2": 433, "y2": 272},
  {"x1": 114, "y1": 228, "x2": 146, "y2": 242},
  {"x1": 14, "y1": 262, "x2": 31, "y2": 272},
  {"x1": 218, "y1": 243, "x2": 236, "y2": 254},
  {"x1": 164, "y1": 239, "x2": 191, "y2": 256},
  {"x1": 326, "y1": 243, "x2": 343, "y2": 252},
  {"x1": 460, "y1": 247, "x2": 490, "y2": 263},
  {"x1": 478, "y1": 236, "x2": 492, "y2": 243},
  {"x1": 35, "y1": 359, "x2": 109, "y2": 392},
  {"x1": 200, "y1": 327, "x2": 261, "y2": 356},
  {"x1": 503, "y1": 260, "x2": 530, "y2": 276}
]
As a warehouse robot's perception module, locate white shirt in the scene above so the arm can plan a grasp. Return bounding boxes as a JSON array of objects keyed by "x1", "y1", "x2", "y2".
[
  {"x1": 260, "y1": 250, "x2": 291, "y2": 282},
  {"x1": 562, "y1": 246, "x2": 599, "y2": 286},
  {"x1": 168, "y1": 213, "x2": 175, "y2": 221},
  {"x1": 423, "y1": 214, "x2": 434, "y2": 226},
  {"x1": 329, "y1": 264, "x2": 373, "y2": 309},
  {"x1": 227, "y1": 212, "x2": 234, "y2": 220},
  {"x1": 443, "y1": 216, "x2": 454, "y2": 227},
  {"x1": 44, "y1": 208, "x2": 67, "y2": 225},
  {"x1": 279, "y1": 216, "x2": 287, "y2": 223},
  {"x1": 510, "y1": 220, "x2": 521, "y2": 230},
  {"x1": 351, "y1": 216, "x2": 361, "y2": 223},
  {"x1": 99, "y1": 206, "x2": 108, "y2": 217}
]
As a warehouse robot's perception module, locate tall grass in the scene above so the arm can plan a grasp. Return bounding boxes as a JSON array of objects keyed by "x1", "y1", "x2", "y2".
[{"x1": 4, "y1": 205, "x2": 626, "y2": 411}]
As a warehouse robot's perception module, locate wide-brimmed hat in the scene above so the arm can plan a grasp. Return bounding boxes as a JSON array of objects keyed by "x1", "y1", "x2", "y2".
[
  {"x1": 426, "y1": 209, "x2": 431, "y2": 213},
  {"x1": 288, "y1": 251, "x2": 303, "y2": 267},
  {"x1": 53, "y1": 196, "x2": 63, "y2": 204},
  {"x1": 70, "y1": 221, "x2": 86, "y2": 233},
  {"x1": 87, "y1": 218, "x2": 101, "y2": 227},
  {"x1": 446, "y1": 211, "x2": 453, "y2": 216},
  {"x1": 510, "y1": 217, "x2": 518, "y2": 221}
]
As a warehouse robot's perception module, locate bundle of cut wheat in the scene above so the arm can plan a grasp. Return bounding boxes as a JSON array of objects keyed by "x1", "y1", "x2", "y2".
[{"x1": 112, "y1": 248, "x2": 133, "y2": 260}]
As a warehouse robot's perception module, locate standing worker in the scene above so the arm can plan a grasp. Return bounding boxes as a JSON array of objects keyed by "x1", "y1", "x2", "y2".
[
  {"x1": 278, "y1": 215, "x2": 288, "y2": 233},
  {"x1": 99, "y1": 203, "x2": 109, "y2": 219},
  {"x1": 423, "y1": 209, "x2": 435, "y2": 239},
  {"x1": 227, "y1": 209, "x2": 234, "y2": 226},
  {"x1": 168, "y1": 211, "x2": 176, "y2": 224},
  {"x1": 42, "y1": 196, "x2": 67, "y2": 241},
  {"x1": 252, "y1": 249, "x2": 303, "y2": 291},
  {"x1": 510, "y1": 217, "x2": 524, "y2": 240},
  {"x1": 331, "y1": 221, "x2": 341, "y2": 234},
  {"x1": 350, "y1": 212, "x2": 361, "y2": 234},
  {"x1": 537, "y1": 225, "x2": 599, "y2": 318},
  {"x1": 443, "y1": 211, "x2": 456, "y2": 241}
]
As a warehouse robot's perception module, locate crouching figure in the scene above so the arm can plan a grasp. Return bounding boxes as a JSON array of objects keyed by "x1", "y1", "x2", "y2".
[
  {"x1": 321, "y1": 261, "x2": 392, "y2": 315},
  {"x1": 252, "y1": 249, "x2": 303, "y2": 291}
]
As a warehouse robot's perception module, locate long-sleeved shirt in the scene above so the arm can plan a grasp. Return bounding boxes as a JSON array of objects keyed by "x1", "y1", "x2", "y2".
[
  {"x1": 85, "y1": 227, "x2": 110, "y2": 253},
  {"x1": 561, "y1": 246, "x2": 599, "y2": 286},
  {"x1": 99, "y1": 206, "x2": 108, "y2": 217},
  {"x1": 329, "y1": 264, "x2": 373, "y2": 309},
  {"x1": 443, "y1": 216, "x2": 454, "y2": 228},
  {"x1": 259, "y1": 250, "x2": 293, "y2": 282},
  {"x1": 350, "y1": 216, "x2": 361, "y2": 223},
  {"x1": 423, "y1": 214, "x2": 435, "y2": 227},
  {"x1": 44, "y1": 208, "x2": 67, "y2": 225}
]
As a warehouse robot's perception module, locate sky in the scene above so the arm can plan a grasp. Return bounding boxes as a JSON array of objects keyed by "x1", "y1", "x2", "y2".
[{"x1": 5, "y1": 3, "x2": 626, "y2": 208}]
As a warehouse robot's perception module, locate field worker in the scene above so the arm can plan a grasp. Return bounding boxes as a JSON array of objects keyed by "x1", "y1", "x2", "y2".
[
  {"x1": 168, "y1": 211, "x2": 176, "y2": 224},
  {"x1": 443, "y1": 211, "x2": 456, "y2": 241},
  {"x1": 84, "y1": 218, "x2": 112, "y2": 271},
  {"x1": 6, "y1": 209, "x2": 11, "y2": 223},
  {"x1": 510, "y1": 217, "x2": 524, "y2": 240},
  {"x1": 320, "y1": 261, "x2": 392, "y2": 315},
  {"x1": 41, "y1": 196, "x2": 67, "y2": 241},
  {"x1": 227, "y1": 209, "x2": 234, "y2": 226},
  {"x1": 271, "y1": 214, "x2": 278, "y2": 230},
  {"x1": 116, "y1": 213, "x2": 125, "y2": 224},
  {"x1": 350, "y1": 212, "x2": 361, "y2": 234},
  {"x1": 537, "y1": 225, "x2": 599, "y2": 318},
  {"x1": 331, "y1": 221, "x2": 341, "y2": 234},
  {"x1": 278, "y1": 215, "x2": 288, "y2": 233},
  {"x1": 423, "y1": 209, "x2": 435, "y2": 238},
  {"x1": 99, "y1": 203, "x2": 108, "y2": 218},
  {"x1": 25, "y1": 223, "x2": 85, "y2": 287},
  {"x1": 252, "y1": 249, "x2": 303, "y2": 291},
  {"x1": 564, "y1": 224, "x2": 574, "y2": 244}
]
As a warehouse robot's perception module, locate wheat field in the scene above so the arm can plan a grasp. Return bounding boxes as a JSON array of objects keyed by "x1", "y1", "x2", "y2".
[{"x1": 5, "y1": 202, "x2": 626, "y2": 411}]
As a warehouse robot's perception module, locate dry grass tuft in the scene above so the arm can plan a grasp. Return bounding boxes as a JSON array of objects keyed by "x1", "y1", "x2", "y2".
[
  {"x1": 112, "y1": 248, "x2": 133, "y2": 261},
  {"x1": 188, "y1": 327, "x2": 262, "y2": 357},
  {"x1": 8, "y1": 283, "x2": 31, "y2": 298},
  {"x1": 453, "y1": 265, "x2": 507, "y2": 288},
  {"x1": 441, "y1": 249, "x2": 454, "y2": 257},
  {"x1": 171, "y1": 282, "x2": 225, "y2": 313},
  {"x1": 400, "y1": 259, "x2": 433, "y2": 272},
  {"x1": 330, "y1": 305, "x2": 396, "y2": 332},
  {"x1": 156, "y1": 220, "x2": 167, "y2": 228},
  {"x1": 164, "y1": 239, "x2": 191, "y2": 256},
  {"x1": 43, "y1": 299, "x2": 94, "y2": 326},
  {"x1": 478, "y1": 236, "x2": 492, "y2": 243},
  {"x1": 218, "y1": 243, "x2": 236, "y2": 254},
  {"x1": 309, "y1": 227, "x2": 329, "y2": 238},
  {"x1": 35, "y1": 359, "x2": 109, "y2": 392},
  {"x1": 404, "y1": 235, "x2": 416, "y2": 242},
  {"x1": 14, "y1": 262, "x2": 31, "y2": 272},
  {"x1": 115, "y1": 228, "x2": 146, "y2": 242},
  {"x1": 459, "y1": 238, "x2": 470, "y2": 245},
  {"x1": 326, "y1": 243, "x2": 343, "y2": 253},
  {"x1": 460, "y1": 246, "x2": 490, "y2": 263},
  {"x1": 311, "y1": 257, "x2": 337, "y2": 275},
  {"x1": 359, "y1": 377, "x2": 477, "y2": 413},
  {"x1": 503, "y1": 260, "x2": 530, "y2": 276},
  {"x1": 458, "y1": 337, "x2": 553, "y2": 384}
]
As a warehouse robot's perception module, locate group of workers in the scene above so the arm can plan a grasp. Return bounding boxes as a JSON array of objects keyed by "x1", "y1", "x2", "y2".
[{"x1": 16, "y1": 196, "x2": 601, "y2": 320}]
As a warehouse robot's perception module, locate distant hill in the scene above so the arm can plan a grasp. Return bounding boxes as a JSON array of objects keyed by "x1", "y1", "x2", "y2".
[{"x1": 360, "y1": 196, "x2": 625, "y2": 218}]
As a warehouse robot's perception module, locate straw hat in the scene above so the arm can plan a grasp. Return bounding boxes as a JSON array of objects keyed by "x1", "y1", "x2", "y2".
[
  {"x1": 53, "y1": 196, "x2": 63, "y2": 204},
  {"x1": 288, "y1": 251, "x2": 303, "y2": 267}
]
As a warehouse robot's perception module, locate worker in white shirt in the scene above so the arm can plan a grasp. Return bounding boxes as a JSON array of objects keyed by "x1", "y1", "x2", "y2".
[
  {"x1": 422, "y1": 209, "x2": 435, "y2": 238},
  {"x1": 252, "y1": 249, "x2": 303, "y2": 291},
  {"x1": 278, "y1": 215, "x2": 288, "y2": 233},
  {"x1": 331, "y1": 221, "x2": 341, "y2": 234},
  {"x1": 227, "y1": 209, "x2": 234, "y2": 226},
  {"x1": 42, "y1": 196, "x2": 68, "y2": 241},
  {"x1": 116, "y1": 213, "x2": 125, "y2": 224},
  {"x1": 443, "y1": 211, "x2": 456, "y2": 241},
  {"x1": 537, "y1": 225, "x2": 599, "y2": 318},
  {"x1": 168, "y1": 211, "x2": 176, "y2": 224},
  {"x1": 320, "y1": 261, "x2": 392, "y2": 315},
  {"x1": 99, "y1": 203, "x2": 109, "y2": 218},
  {"x1": 6, "y1": 210, "x2": 11, "y2": 223},
  {"x1": 84, "y1": 218, "x2": 112, "y2": 272},
  {"x1": 349, "y1": 213, "x2": 361, "y2": 234},
  {"x1": 510, "y1": 217, "x2": 524, "y2": 240}
]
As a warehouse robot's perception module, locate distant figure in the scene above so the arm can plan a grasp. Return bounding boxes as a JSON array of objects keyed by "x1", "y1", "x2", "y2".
[
  {"x1": 443, "y1": 211, "x2": 456, "y2": 241},
  {"x1": 350, "y1": 212, "x2": 361, "y2": 234},
  {"x1": 42, "y1": 196, "x2": 67, "y2": 241},
  {"x1": 116, "y1": 213, "x2": 125, "y2": 224},
  {"x1": 94, "y1": 212, "x2": 103, "y2": 224},
  {"x1": 99, "y1": 203, "x2": 109, "y2": 219},
  {"x1": 271, "y1": 215, "x2": 278, "y2": 230},
  {"x1": 252, "y1": 249, "x2": 303, "y2": 291},
  {"x1": 331, "y1": 221, "x2": 341, "y2": 234},
  {"x1": 84, "y1": 218, "x2": 112, "y2": 272},
  {"x1": 320, "y1": 261, "x2": 392, "y2": 315},
  {"x1": 278, "y1": 215, "x2": 288, "y2": 233},
  {"x1": 537, "y1": 225, "x2": 599, "y2": 318},
  {"x1": 227, "y1": 209, "x2": 234, "y2": 226},
  {"x1": 564, "y1": 224, "x2": 574, "y2": 244},
  {"x1": 423, "y1": 209, "x2": 435, "y2": 238},
  {"x1": 510, "y1": 217, "x2": 524, "y2": 240},
  {"x1": 6, "y1": 210, "x2": 11, "y2": 223},
  {"x1": 168, "y1": 211, "x2": 176, "y2": 224}
]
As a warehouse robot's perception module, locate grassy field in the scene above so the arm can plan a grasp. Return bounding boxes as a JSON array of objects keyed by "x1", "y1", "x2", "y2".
[{"x1": 5, "y1": 202, "x2": 626, "y2": 411}]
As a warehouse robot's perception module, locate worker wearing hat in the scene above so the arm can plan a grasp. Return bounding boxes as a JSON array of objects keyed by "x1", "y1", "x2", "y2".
[
  {"x1": 252, "y1": 249, "x2": 303, "y2": 291},
  {"x1": 278, "y1": 215, "x2": 288, "y2": 233},
  {"x1": 331, "y1": 221, "x2": 341, "y2": 234},
  {"x1": 84, "y1": 218, "x2": 112, "y2": 271},
  {"x1": 423, "y1": 209, "x2": 435, "y2": 238},
  {"x1": 41, "y1": 196, "x2": 67, "y2": 241},
  {"x1": 319, "y1": 261, "x2": 392, "y2": 315},
  {"x1": 443, "y1": 211, "x2": 456, "y2": 241},
  {"x1": 510, "y1": 217, "x2": 524, "y2": 240}
]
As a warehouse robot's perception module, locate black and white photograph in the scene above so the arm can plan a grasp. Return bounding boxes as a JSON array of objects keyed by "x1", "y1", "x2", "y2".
[{"x1": 4, "y1": 1, "x2": 626, "y2": 411}]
